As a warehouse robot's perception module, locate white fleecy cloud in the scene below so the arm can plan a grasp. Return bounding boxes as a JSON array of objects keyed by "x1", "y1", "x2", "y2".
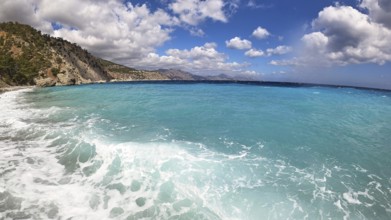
[
  {"x1": 0, "y1": 0, "x2": 249, "y2": 75},
  {"x1": 252, "y1": 26, "x2": 270, "y2": 39},
  {"x1": 226, "y1": 37, "x2": 252, "y2": 50},
  {"x1": 266, "y1": 45, "x2": 292, "y2": 55},
  {"x1": 305, "y1": 5, "x2": 391, "y2": 65},
  {"x1": 273, "y1": 2, "x2": 391, "y2": 66},
  {"x1": 169, "y1": 0, "x2": 239, "y2": 37},
  {"x1": 245, "y1": 49, "x2": 264, "y2": 57},
  {"x1": 169, "y1": 0, "x2": 227, "y2": 26},
  {"x1": 360, "y1": 0, "x2": 391, "y2": 28},
  {"x1": 0, "y1": 0, "x2": 178, "y2": 64},
  {"x1": 243, "y1": 70, "x2": 259, "y2": 76},
  {"x1": 0, "y1": 0, "x2": 52, "y2": 32},
  {"x1": 189, "y1": 27, "x2": 205, "y2": 37},
  {"x1": 245, "y1": 45, "x2": 291, "y2": 58},
  {"x1": 136, "y1": 42, "x2": 250, "y2": 76}
]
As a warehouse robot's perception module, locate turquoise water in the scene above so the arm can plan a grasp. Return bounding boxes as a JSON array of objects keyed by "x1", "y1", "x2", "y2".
[{"x1": 1, "y1": 82, "x2": 391, "y2": 219}]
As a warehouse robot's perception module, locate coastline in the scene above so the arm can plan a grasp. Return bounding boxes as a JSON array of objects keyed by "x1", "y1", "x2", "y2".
[
  {"x1": 0, "y1": 80, "x2": 390, "y2": 94},
  {"x1": 107, "y1": 80, "x2": 391, "y2": 92},
  {"x1": 0, "y1": 86, "x2": 35, "y2": 94}
]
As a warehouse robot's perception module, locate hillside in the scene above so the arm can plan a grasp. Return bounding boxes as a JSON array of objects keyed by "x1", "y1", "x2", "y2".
[
  {"x1": 99, "y1": 59, "x2": 169, "y2": 81},
  {"x1": 0, "y1": 22, "x2": 112, "y2": 87}
]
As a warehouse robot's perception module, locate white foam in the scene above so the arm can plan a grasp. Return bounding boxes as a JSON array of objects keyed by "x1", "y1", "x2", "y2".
[
  {"x1": 0, "y1": 89, "x2": 33, "y2": 128},
  {"x1": 343, "y1": 192, "x2": 362, "y2": 204},
  {"x1": 353, "y1": 164, "x2": 367, "y2": 173},
  {"x1": 2, "y1": 87, "x2": 391, "y2": 219},
  {"x1": 32, "y1": 135, "x2": 243, "y2": 218},
  {"x1": 334, "y1": 199, "x2": 350, "y2": 220}
]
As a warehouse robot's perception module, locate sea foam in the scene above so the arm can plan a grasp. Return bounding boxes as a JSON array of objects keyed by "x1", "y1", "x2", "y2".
[{"x1": 1, "y1": 83, "x2": 391, "y2": 219}]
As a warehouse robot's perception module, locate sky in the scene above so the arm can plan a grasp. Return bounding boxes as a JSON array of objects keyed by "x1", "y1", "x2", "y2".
[{"x1": 0, "y1": 0, "x2": 391, "y2": 89}]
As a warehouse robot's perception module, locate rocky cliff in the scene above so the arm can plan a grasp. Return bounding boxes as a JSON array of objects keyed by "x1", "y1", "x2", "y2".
[{"x1": 0, "y1": 22, "x2": 112, "y2": 87}]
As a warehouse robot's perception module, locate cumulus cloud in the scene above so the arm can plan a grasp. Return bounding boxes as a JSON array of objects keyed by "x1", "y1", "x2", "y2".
[
  {"x1": 135, "y1": 43, "x2": 249, "y2": 76},
  {"x1": 189, "y1": 27, "x2": 205, "y2": 37},
  {"x1": 226, "y1": 37, "x2": 252, "y2": 50},
  {"x1": 307, "y1": 5, "x2": 391, "y2": 65},
  {"x1": 252, "y1": 26, "x2": 270, "y2": 39},
  {"x1": 0, "y1": 0, "x2": 52, "y2": 32},
  {"x1": 0, "y1": 0, "x2": 180, "y2": 65},
  {"x1": 361, "y1": 0, "x2": 391, "y2": 28},
  {"x1": 273, "y1": 2, "x2": 391, "y2": 67},
  {"x1": 266, "y1": 45, "x2": 292, "y2": 55},
  {"x1": 0, "y1": 0, "x2": 248, "y2": 75},
  {"x1": 243, "y1": 70, "x2": 259, "y2": 76},
  {"x1": 245, "y1": 45, "x2": 291, "y2": 58},
  {"x1": 169, "y1": 0, "x2": 227, "y2": 26},
  {"x1": 245, "y1": 49, "x2": 264, "y2": 57}
]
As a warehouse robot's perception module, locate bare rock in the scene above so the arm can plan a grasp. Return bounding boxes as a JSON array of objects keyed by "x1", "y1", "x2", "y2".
[
  {"x1": 56, "y1": 73, "x2": 76, "y2": 86},
  {"x1": 35, "y1": 77, "x2": 56, "y2": 87}
]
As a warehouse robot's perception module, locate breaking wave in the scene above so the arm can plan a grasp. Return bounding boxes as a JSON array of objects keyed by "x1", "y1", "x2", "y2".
[{"x1": 1, "y1": 84, "x2": 391, "y2": 219}]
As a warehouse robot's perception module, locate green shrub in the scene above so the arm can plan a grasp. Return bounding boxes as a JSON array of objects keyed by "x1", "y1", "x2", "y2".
[{"x1": 51, "y1": 67, "x2": 60, "y2": 76}]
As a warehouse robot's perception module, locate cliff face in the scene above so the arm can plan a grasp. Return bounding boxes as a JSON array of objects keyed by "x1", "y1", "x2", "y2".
[{"x1": 0, "y1": 22, "x2": 111, "y2": 87}]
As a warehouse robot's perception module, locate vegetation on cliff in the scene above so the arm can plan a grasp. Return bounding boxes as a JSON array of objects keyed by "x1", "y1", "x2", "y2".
[
  {"x1": 0, "y1": 22, "x2": 51, "y2": 85},
  {"x1": 0, "y1": 22, "x2": 111, "y2": 87},
  {"x1": 99, "y1": 59, "x2": 169, "y2": 81}
]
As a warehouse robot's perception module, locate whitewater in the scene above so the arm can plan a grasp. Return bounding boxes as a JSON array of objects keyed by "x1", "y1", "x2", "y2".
[{"x1": 1, "y1": 82, "x2": 390, "y2": 219}]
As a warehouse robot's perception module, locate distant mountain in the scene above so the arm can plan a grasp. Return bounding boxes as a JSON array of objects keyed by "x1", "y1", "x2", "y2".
[
  {"x1": 205, "y1": 74, "x2": 235, "y2": 81},
  {"x1": 99, "y1": 59, "x2": 169, "y2": 81},
  {"x1": 157, "y1": 69, "x2": 206, "y2": 80},
  {"x1": 157, "y1": 69, "x2": 240, "y2": 81}
]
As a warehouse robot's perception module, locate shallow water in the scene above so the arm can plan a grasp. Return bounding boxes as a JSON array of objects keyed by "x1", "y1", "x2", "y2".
[{"x1": 1, "y1": 82, "x2": 391, "y2": 219}]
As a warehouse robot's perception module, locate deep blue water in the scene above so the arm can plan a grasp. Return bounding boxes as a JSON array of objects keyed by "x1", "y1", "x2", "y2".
[{"x1": 1, "y1": 82, "x2": 391, "y2": 219}]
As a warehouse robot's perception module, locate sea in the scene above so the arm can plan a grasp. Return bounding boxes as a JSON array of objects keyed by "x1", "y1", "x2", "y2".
[{"x1": 1, "y1": 82, "x2": 391, "y2": 219}]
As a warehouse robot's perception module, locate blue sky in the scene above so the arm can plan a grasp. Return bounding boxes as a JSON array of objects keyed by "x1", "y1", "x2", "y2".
[{"x1": 0, "y1": 0, "x2": 391, "y2": 89}]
